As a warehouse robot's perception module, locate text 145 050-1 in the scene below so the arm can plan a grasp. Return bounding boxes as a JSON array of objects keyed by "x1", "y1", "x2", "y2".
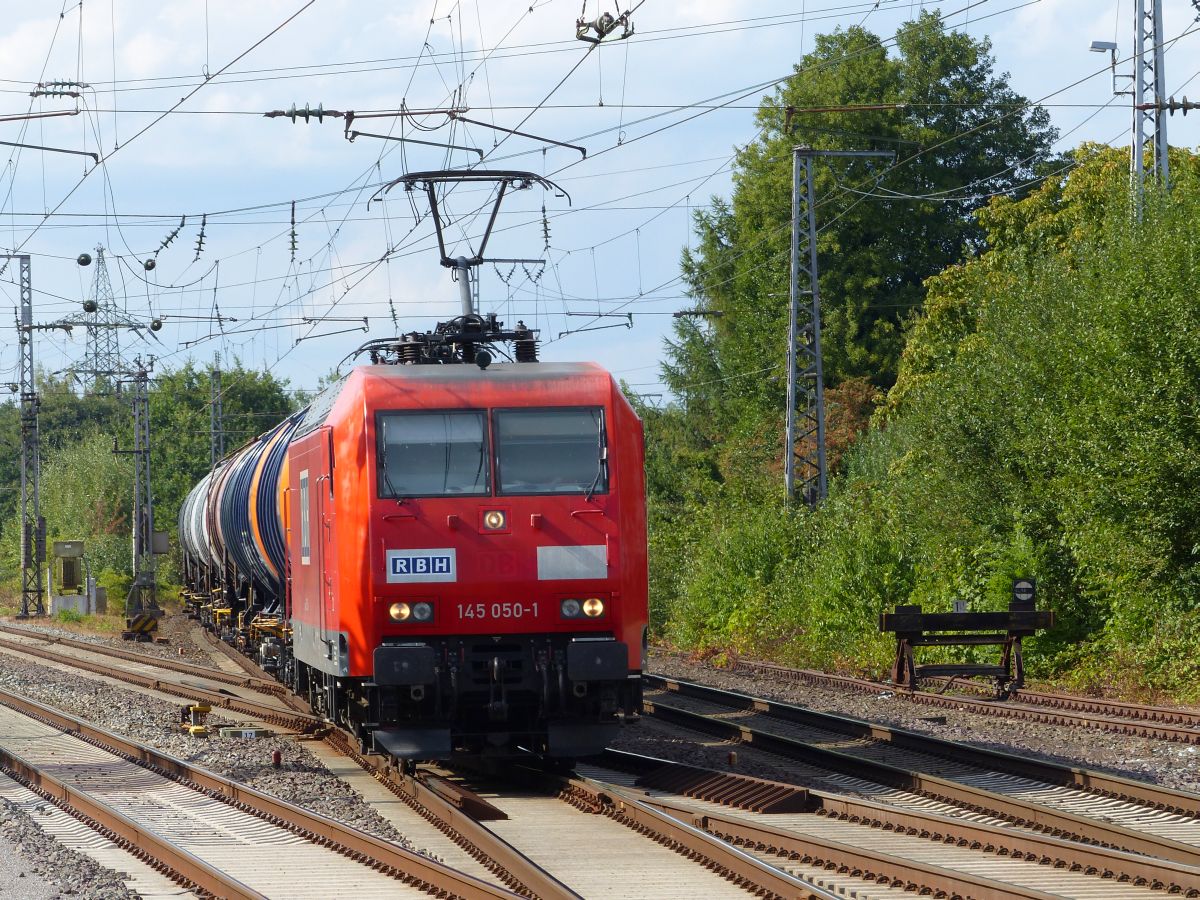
[{"x1": 457, "y1": 602, "x2": 538, "y2": 620}]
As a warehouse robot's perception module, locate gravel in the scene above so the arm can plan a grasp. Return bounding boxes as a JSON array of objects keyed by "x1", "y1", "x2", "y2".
[
  {"x1": 0, "y1": 799, "x2": 139, "y2": 899},
  {"x1": 642, "y1": 650, "x2": 1200, "y2": 794}
]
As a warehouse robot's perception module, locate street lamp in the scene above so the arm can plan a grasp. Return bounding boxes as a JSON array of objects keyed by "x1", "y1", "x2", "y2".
[{"x1": 1089, "y1": 40, "x2": 1123, "y2": 96}]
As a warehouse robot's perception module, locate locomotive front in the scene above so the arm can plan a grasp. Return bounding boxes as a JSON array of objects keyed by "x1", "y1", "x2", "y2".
[{"x1": 287, "y1": 361, "x2": 647, "y2": 761}]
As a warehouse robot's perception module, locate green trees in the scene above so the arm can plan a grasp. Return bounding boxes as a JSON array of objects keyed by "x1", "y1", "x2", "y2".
[
  {"x1": 0, "y1": 360, "x2": 298, "y2": 599},
  {"x1": 876, "y1": 146, "x2": 1200, "y2": 687},
  {"x1": 150, "y1": 362, "x2": 297, "y2": 530},
  {"x1": 651, "y1": 143, "x2": 1200, "y2": 696},
  {"x1": 645, "y1": 12, "x2": 1064, "y2": 674},
  {"x1": 677, "y1": 11, "x2": 1056, "y2": 420}
]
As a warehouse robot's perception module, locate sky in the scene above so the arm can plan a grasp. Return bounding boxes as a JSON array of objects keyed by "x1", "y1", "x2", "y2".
[{"x1": 0, "y1": 0, "x2": 1197, "y2": 404}]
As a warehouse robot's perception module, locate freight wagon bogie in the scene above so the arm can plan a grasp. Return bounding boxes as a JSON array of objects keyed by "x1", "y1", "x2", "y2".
[{"x1": 179, "y1": 356, "x2": 649, "y2": 763}]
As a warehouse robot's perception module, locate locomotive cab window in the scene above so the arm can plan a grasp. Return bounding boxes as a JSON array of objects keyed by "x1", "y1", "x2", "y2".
[
  {"x1": 496, "y1": 407, "x2": 607, "y2": 496},
  {"x1": 377, "y1": 411, "x2": 489, "y2": 497}
]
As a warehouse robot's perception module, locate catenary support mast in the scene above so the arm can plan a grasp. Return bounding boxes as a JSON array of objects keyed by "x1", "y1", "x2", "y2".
[
  {"x1": 1131, "y1": 0, "x2": 1169, "y2": 197},
  {"x1": 785, "y1": 148, "x2": 892, "y2": 507},
  {"x1": 7, "y1": 255, "x2": 45, "y2": 617},
  {"x1": 210, "y1": 355, "x2": 224, "y2": 467}
]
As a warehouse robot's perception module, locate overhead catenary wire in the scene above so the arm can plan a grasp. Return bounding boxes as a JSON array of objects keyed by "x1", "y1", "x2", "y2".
[{"x1": 2, "y1": 0, "x2": 1190, "y2": 395}]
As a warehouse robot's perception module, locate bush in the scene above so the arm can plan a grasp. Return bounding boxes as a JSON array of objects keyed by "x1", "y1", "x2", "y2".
[{"x1": 649, "y1": 149, "x2": 1200, "y2": 695}]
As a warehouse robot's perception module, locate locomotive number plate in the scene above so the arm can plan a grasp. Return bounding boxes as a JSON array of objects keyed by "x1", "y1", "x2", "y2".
[{"x1": 457, "y1": 602, "x2": 539, "y2": 620}]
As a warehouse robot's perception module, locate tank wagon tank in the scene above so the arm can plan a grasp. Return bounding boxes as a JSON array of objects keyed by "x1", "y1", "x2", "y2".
[{"x1": 179, "y1": 316, "x2": 648, "y2": 762}]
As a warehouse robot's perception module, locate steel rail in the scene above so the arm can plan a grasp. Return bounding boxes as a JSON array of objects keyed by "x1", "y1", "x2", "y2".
[
  {"x1": 647, "y1": 674, "x2": 1200, "y2": 816},
  {"x1": 2, "y1": 626, "x2": 576, "y2": 900},
  {"x1": 606, "y1": 787, "x2": 1063, "y2": 900},
  {"x1": 191, "y1": 626, "x2": 314, "y2": 712},
  {"x1": 195, "y1": 623, "x2": 282, "y2": 677},
  {"x1": 656, "y1": 651, "x2": 1200, "y2": 744},
  {"x1": 598, "y1": 748, "x2": 1200, "y2": 896},
  {"x1": 642, "y1": 693, "x2": 1200, "y2": 866},
  {"x1": 942, "y1": 676, "x2": 1200, "y2": 729},
  {"x1": 193, "y1": 622, "x2": 589, "y2": 898},
  {"x1": 326, "y1": 730, "x2": 581, "y2": 900},
  {"x1": 0, "y1": 635, "x2": 321, "y2": 731},
  {"x1": 0, "y1": 684, "x2": 517, "y2": 899},
  {"x1": 0, "y1": 623, "x2": 285, "y2": 695},
  {"x1": 560, "y1": 777, "x2": 835, "y2": 900},
  {"x1": 465, "y1": 756, "x2": 833, "y2": 900},
  {"x1": 0, "y1": 745, "x2": 265, "y2": 899}
]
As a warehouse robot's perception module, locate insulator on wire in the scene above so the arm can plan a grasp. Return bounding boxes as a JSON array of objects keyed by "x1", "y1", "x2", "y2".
[
  {"x1": 514, "y1": 321, "x2": 540, "y2": 362},
  {"x1": 267, "y1": 102, "x2": 343, "y2": 124},
  {"x1": 193, "y1": 214, "x2": 207, "y2": 261},
  {"x1": 575, "y1": 5, "x2": 634, "y2": 43},
  {"x1": 156, "y1": 216, "x2": 186, "y2": 258},
  {"x1": 1166, "y1": 95, "x2": 1195, "y2": 116}
]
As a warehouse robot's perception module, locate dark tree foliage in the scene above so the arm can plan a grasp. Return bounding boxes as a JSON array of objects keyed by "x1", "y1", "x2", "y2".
[
  {"x1": 673, "y1": 10, "x2": 1058, "y2": 442},
  {"x1": 0, "y1": 360, "x2": 299, "y2": 591},
  {"x1": 150, "y1": 361, "x2": 300, "y2": 531}
]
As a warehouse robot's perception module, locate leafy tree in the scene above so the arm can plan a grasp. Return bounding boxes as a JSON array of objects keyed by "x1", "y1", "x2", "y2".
[
  {"x1": 150, "y1": 360, "x2": 300, "y2": 536},
  {"x1": 0, "y1": 360, "x2": 298, "y2": 593},
  {"x1": 652, "y1": 143, "x2": 1200, "y2": 698},
  {"x1": 674, "y1": 10, "x2": 1057, "y2": 436}
]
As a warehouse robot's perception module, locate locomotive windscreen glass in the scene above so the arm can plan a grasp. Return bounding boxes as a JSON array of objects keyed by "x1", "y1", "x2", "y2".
[
  {"x1": 377, "y1": 411, "x2": 489, "y2": 497},
  {"x1": 495, "y1": 408, "x2": 607, "y2": 495}
]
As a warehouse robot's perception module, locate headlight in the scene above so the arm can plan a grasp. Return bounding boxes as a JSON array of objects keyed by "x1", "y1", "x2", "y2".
[
  {"x1": 582, "y1": 597, "x2": 605, "y2": 618},
  {"x1": 412, "y1": 601, "x2": 433, "y2": 622},
  {"x1": 483, "y1": 510, "x2": 507, "y2": 530},
  {"x1": 389, "y1": 602, "x2": 411, "y2": 622},
  {"x1": 561, "y1": 598, "x2": 581, "y2": 618}
]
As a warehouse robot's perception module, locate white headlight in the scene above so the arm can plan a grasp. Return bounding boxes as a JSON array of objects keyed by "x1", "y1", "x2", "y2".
[
  {"x1": 413, "y1": 601, "x2": 433, "y2": 621},
  {"x1": 561, "y1": 598, "x2": 581, "y2": 618}
]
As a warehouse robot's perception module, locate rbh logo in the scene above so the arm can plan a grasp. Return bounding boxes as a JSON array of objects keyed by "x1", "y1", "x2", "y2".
[
  {"x1": 391, "y1": 555, "x2": 451, "y2": 576},
  {"x1": 386, "y1": 548, "x2": 456, "y2": 583}
]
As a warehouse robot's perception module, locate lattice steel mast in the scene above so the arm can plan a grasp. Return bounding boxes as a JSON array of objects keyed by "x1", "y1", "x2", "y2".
[
  {"x1": 210, "y1": 355, "x2": 224, "y2": 467},
  {"x1": 785, "y1": 148, "x2": 891, "y2": 507},
  {"x1": 6, "y1": 255, "x2": 45, "y2": 617},
  {"x1": 80, "y1": 246, "x2": 127, "y2": 389},
  {"x1": 1131, "y1": 0, "x2": 1169, "y2": 195},
  {"x1": 116, "y1": 357, "x2": 158, "y2": 616}
]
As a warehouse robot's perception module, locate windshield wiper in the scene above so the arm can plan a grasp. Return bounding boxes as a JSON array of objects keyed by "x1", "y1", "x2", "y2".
[
  {"x1": 584, "y1": 413, "x2": 607, "y2": 502},
  {"x1": 379, "y1": 433, "x2": 406, "y2": 505}
]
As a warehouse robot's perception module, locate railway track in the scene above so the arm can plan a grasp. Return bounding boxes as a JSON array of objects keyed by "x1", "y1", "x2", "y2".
[
  {"x1": 584, "y1": 749, "x2": 1200, "y2": 898},
  {"x1": 0, "y1": 621, "x2": 841, "y2": 898},
  {"x1": 0, "y1": 622, "x2": 286, "y2": 696},
  {"x1": 0, "y1": 630, "x2": 320, "y2": 731},
  {"x1": 644, "y1": 674, "x2": 1200, "y2": 867},
  {"x1": 655, "y1": 650, "x2": 1200, "y2": 744},
  {"x1": 17, "y1": 620, "x2": 1200, "y2": 897},
  {"x1": 0, "y1": 684, "x2": 513, "y2": 899},
  {"x1": 451, "y1": 759, "x2": 834, "y2": 899},
  {"x1": 0, "y1": 626, "x2": 574, "y2": 897}
]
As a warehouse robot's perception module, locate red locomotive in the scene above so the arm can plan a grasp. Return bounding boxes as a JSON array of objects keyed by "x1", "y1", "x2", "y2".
[{"x1": 180, "y1": 314, "x2": 648, "y2": 762}]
